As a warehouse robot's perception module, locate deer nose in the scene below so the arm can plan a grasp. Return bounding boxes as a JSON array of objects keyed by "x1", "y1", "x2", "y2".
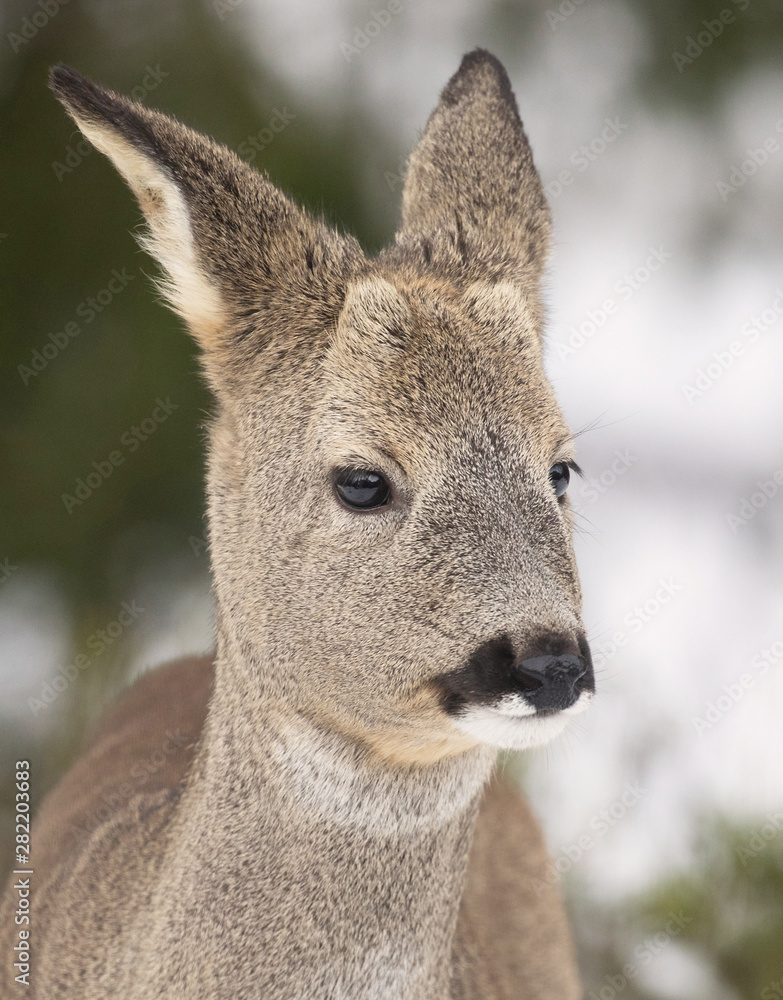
[
  {"x1": 434, "y1": 631, "x2": 594, "y2": 720},
  {"x1": 513, "y1": 651, "x2": 589, "y2": 713}
]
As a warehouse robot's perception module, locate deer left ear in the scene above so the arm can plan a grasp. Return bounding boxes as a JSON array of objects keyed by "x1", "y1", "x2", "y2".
[
  {"x1": 49, "y1": 65, "x2": 362, "y2": 356},
  {"x1": 396, "y1": 49, "x2": 551, "y2": 295}
]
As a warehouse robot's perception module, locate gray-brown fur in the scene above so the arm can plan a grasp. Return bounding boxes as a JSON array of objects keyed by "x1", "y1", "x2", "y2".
[{"x1": 0, "y1": 50, "x2": 588, "y2": 997}]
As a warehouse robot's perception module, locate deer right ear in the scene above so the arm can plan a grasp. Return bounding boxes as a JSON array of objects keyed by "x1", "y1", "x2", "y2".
[
  {"x1": 50, "y1": 65, "x2": 362, "y2": 357},
  {"x1": 397, "y1": 50, "x2": 550, "y2": 295}
]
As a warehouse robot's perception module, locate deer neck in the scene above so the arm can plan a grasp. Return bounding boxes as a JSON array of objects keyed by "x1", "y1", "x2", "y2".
[{"x1": 145, "y1": 633, "x2": 495, "y2": 1000}]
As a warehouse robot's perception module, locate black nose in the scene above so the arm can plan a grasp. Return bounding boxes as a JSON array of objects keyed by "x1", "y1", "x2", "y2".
[
  {"x1": 434, "y1": 631, "x2": 595, "y2": 719},
  {"x1": 513, "y1": 651, "x2": 589, "y2": 712}
]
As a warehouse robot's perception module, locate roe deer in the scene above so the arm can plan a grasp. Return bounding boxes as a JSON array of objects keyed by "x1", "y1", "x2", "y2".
[{"x1": 1, "y1": 49, "x2": 594, "y2": 999}]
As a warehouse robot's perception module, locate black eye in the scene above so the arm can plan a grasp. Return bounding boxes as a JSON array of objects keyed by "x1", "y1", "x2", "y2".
[
  {"x1": 334, "y1": 469, "x2": 391, "y2": 510},
  {"x1": 549, "y1": 462, "x2": 571, "y2": 498}
]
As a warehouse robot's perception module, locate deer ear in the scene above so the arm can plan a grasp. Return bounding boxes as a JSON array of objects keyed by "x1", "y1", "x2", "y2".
[
  {"x1": 397, "y1": 49, "x2": 550, "y2": 294},
  {"x1": 49, "y1": 65, "x2": 362, "y2": 355}
]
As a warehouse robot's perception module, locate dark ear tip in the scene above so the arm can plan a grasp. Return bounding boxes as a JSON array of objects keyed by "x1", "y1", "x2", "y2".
[
  {"x1": 49, "y1": 64, "x2": 113, "y2": 119},
  {"x1": 49, "y1": 63, "x2": 86, "y2": 99},
  {"x1": 458, "y1": 48, "x2": 507, "y2": 78},
  {"x1": 442, "y1": 48, "x2": 516, "y2": 111}
]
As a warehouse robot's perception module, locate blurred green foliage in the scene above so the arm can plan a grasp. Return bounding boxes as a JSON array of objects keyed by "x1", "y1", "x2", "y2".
[
  {"x1": 486, "y1": 0, "x2": 783, "y2": 112},
  {"x1": 646, "y1": 816, "x2": 783, "y2": 995},
  {"x1": 574, "y1": 814, "x2": 783, "y2": 998}
]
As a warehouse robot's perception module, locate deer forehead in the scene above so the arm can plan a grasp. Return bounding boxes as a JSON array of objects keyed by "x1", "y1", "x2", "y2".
[
  {"x1": 332, "y1": 274, "x2": 542, "y2": 355},
  {"x1": 317, "y1": 275, "x2": 566, "y2": 471}
]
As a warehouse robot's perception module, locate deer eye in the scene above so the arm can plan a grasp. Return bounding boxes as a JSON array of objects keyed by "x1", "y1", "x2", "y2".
[
  {"x1": 334, "y1": 469, "x2": 391, "y2": 510},
  {"x1": 549, "y1": 462, "x2": 571, "y2": 498}
]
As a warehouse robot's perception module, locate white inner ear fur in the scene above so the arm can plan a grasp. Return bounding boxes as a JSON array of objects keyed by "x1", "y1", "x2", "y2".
[
  {"x1": 68, "y1": 114, "x2": 225, "y2": 346},
  {"x1": 462, "y1": 279, "x2": 543, "y2": 352}
]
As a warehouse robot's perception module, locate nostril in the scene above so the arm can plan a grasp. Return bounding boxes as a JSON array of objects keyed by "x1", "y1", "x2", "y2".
[
  {"x1": 513, "y1": 664, "x2": 546, "y2": 694},
  {"x1": 515, "y1": 652, "x2": 589, "y2": 710},
  {"x1": 518, "y1": 654, "x2": 555, "y2": 674},
  {"x1": 557, "y1": 654, "x2": 587, "y2": 684}
]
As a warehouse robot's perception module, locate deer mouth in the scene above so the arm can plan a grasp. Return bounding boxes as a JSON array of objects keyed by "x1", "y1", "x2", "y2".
[
  {"x1": 431, "y1": 633, "x2": 594, "y2": 749},
  {"x1": 446, "y1": 690, "x2": 593, "y2": 750}
]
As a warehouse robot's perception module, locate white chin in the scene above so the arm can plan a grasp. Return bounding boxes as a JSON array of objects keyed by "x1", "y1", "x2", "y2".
[{"x1": 452, "y1": 690, "x2": 593, "y2": 750}]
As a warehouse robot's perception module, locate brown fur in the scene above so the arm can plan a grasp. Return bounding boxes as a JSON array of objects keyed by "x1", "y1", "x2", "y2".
[
  {"x1": 0, "y1": 50, "x2": 589, "y2": 997},
  {"x1": 2, "y1": 656, "x2": 579, "y2": 998}
]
